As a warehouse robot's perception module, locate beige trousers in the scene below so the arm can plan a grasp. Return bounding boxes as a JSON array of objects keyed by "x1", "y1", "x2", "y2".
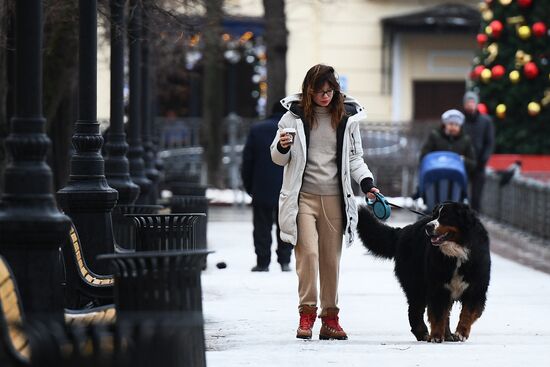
[{"x1": 295, "y1": 192, "x2": 343, "y2": 316}]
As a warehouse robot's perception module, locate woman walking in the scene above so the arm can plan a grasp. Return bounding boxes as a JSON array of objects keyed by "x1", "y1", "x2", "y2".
[{"x1": 271, "y1": 64, "x2": 380, "y2": 340}]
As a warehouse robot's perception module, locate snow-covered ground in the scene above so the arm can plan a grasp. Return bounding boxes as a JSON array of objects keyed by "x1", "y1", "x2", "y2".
[{"x1": 202, "y1": 205, "x2": 550, "y2": 367}]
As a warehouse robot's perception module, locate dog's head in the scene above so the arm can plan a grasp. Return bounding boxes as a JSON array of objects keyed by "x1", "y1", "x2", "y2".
[{"x1": 425, "y1": 202, "x2": 477, "y2": 257}]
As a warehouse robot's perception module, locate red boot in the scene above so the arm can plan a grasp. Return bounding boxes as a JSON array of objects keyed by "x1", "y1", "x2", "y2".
[
  {"x1": 319, "y1": 308, "x2": 348, "y2": 340},
  {"x1": 296, "y1": 305, "x2": 317, "y2": 339}
]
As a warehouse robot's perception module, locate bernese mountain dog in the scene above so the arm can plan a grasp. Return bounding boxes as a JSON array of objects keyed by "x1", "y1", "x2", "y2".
[{"x1": 357, "y1": 202, "x2": 491, "y2": 342}]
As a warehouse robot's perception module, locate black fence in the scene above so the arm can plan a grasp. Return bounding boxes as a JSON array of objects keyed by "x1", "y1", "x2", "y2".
[
  {"x1": 158, "y1": 118, "x2": 440, "y2": 197},
  {"x1": 359, "y1": 121, "x2": 438, "y2": 197},
  {"x1": 482, "y1": 171, "x2": 550, "y2": 242}
]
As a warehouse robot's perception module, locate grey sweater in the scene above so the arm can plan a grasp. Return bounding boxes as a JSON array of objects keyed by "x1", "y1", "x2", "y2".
[{"x1": 301, "y1": 106, "x2": 339, "y2": 195}]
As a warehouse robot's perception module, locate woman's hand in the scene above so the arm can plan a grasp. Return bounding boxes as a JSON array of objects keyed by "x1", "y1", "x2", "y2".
[
  {"x1": 366, "y1": 187, "x2": 380, "y2": 201},
  {"x1": 279, "y1": 131, "x2": 293, "y2": 149}
]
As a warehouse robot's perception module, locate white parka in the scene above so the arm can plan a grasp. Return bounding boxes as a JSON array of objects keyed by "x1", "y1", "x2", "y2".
[{"x1": 270, "y1": 93, "x2": 374, "y2": 247}]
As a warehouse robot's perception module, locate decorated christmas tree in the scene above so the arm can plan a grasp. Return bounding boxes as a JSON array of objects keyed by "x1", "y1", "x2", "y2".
[{"x1": 470, "y1": 0, "x2": 550, "y2": 153}]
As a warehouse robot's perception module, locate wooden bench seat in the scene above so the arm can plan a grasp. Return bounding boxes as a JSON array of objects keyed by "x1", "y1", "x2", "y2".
[
  {"x1": 64, "y1": 305, "x2": 116, "y2": 326},
  {"x1": 0, "y1": 256, "x2": 30, "y2": 365},
  {"x1": 62, "y1": 225, "x2": 114, "y2": 308},
  {"x1": 1, "y1": 255, "x2": 117, "y2": 366}
]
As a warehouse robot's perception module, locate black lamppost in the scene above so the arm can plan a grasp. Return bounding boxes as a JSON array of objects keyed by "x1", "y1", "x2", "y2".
[
  {"x1": 105, "y1": 0, "x2": 140, "y2": 206},
  {"x1": 57, "y1": 0, "x2": 118, "y2": 275},
  {"x1": 0, "y1": 0, "x2": 70, "y2": 321},
  {"x1": 128, "y1": 0, "x2": 152, "y2": 204},
  {"x1": 141, "y1": 1, "x2": 160, "y2": 204}
]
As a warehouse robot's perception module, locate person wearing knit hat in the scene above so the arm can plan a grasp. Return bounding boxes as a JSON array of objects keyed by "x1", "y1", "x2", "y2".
[
  {"x1": 462, "y1": 91, "x2": 494, "y2": 212},
  {"x1": 463, "y1": 91, "x2": 479, "y2": 105},
  {"x1": 441, "y1": 109, "x2": 465, "y2": 126},
  {"x1": 420, "y1": 108, "x2": 477, "y2": 175}
]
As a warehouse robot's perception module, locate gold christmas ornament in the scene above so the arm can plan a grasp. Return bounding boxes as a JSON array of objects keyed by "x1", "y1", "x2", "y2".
[
  {"x1": 509, "y1": 70, "x2": 521, "y2": 83},
  {"x1": 528, "y1": 102, "x2": 541, "y2": 116},
  {"x1": 507, "y1": 16, "x2": 525, "y2": 25},
  {"x1": 499, "y1": 0, "x2": 512, "y2": 5},
  {"x1": 517, "y1": 25, "x2": 531, "y2": 40},
  {"x1": 482, "y1": 10, "x2": 494, "y2": 22},
  {"x1": 486, "y1": 43, "x2": 499, "y2": 64},
  {"x1": 516, "y1": 50, "x2": 525, "y2": 59},
  {"x1": 479, "y1": 2, "x2": 488, "y2": 11},
  {"x1": 515, "y1": 50, "x2": 532, "y2": 68},
  {"x1": 496, "y1": 104, "x2": 507, "y2": 119},
  {"x1": 485, "y1": 25, "x2": 493, "y2": 36},
  {"x1": 541, "y1": 90, "x2": 550, "y2": 106},
  {"x1": 481, "y1": 68, "x2": 493, "y2": 83}
]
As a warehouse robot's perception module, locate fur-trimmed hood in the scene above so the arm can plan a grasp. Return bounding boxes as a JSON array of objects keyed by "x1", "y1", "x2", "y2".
[{"x1": 280, "y1": 93, "x2": 366, "y2": 120}]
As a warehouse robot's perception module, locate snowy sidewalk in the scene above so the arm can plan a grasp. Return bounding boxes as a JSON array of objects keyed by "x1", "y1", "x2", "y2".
[{"x1": 202, "y1": 206, "x2": 550, "y2": 367}]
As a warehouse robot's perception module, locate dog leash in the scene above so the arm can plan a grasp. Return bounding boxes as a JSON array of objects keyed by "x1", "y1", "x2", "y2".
[
  {"x1": 368, "y1": 193, "x2": 428, "y2": 218},
  {"x1": 387, "y1": 202, "x2": 428, "y2": 217}
]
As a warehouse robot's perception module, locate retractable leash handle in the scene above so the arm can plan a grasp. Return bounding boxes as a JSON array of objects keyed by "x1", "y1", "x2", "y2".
[{"x1": 366, "y1": 192, "x2": 391, "y2": 220}]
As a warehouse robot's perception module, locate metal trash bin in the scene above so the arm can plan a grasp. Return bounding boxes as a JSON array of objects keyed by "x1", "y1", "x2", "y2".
[
  {"x1": 98, "y1": 249, "x2": 211, "y2": 367},
  {"x1": 169, "y1": 196, "x2": 208, "y2": 249},
  {"x1": 170, "y1": 183, "x2": 206, "y2": 197},
  {"x1": 112, "y1": 205, "x2": 163, "y2": 250},
  {"x1": 125, "y1": 213, "x2": 205, "y2": 251}
]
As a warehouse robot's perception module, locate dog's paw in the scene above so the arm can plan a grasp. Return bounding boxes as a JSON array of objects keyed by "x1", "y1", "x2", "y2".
[
  {"x1": 428, "y1": 335, "x2": 444, "y2": 343},
  {"x1": 414, "y1": 332, "x2": 429, "y2": 341},
  {"x1": 445, "y1": 333, "x2": 462, "y2": 342},
  {"x1": 454, "y1": 331, "x2": 467, "y2": 342}
]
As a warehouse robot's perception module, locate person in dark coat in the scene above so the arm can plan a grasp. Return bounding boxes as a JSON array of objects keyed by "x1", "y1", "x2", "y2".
[
  {"x1": 420, "y1": 109, "x2": 477, "y2": 176},
  {"x1": 419, "y1": 109, "x2": 476, "y2": 209},
  {"x1": 462, "y1": 91, "x2": 495, "y2": 212},
  {"x1": 241, "y1": 103, "x2": 293, "y2": 272}
]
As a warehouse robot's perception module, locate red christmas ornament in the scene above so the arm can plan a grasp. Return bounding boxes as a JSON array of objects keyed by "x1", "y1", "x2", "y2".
[
  {"x1": 478, "y1": 103, "x2": 488, "y2": 115},
  {"x1": 471, "y1": 65, "x2": 486, "y2": 80},
  {"x1": 524, "y1": 62, "x2": 539, "y2": 79},
  {"x1": 532, "y1": 22, "x2": 547, "y2": 38},
  {"x1": 491, "y1": 65, "x2": 506, "y2": 79},
  {"x1": 477, "y1": 33, "x2": 488, "y2": 47},
  {"x1": 518, "y1": 0, "x2": 532, "y2": 7},
  {"x1": 489, "y1": 20, "x2": 504, "y2": 38}
]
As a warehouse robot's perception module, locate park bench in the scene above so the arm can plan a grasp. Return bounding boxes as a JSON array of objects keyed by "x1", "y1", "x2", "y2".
[
  {"x1": 2, "y1": 221, "x2": 209, "y2": 367},
  {"x1": 62, "y1": 225, "x2": 114, "y2": 308},
  {"x1": 0, "y1": 254, "x2": 118, "y2": 366},
  {"x1": 0, "y1": 255, "x2": 30, "y2": 365}
]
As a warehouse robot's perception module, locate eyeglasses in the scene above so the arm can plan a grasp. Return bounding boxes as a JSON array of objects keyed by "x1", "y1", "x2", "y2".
[{"x1": 315, "y1": 89, "x2": 334, "y2": 97}]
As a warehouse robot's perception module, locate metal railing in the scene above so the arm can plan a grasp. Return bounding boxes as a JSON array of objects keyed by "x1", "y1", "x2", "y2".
[
  {"x1": 359, "y1": 121, "x2": 438, "y2": 197},
  {"x1": 482, "y1": 171, "x2": 550, "y2": 242},
  {"x1": 156, "y1": 116, "x2": 252, "y2": 188}
]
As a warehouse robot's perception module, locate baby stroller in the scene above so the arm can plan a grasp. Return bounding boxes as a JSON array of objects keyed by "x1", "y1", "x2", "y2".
[{"x1": 418, "y1": 151, "x2": 468, "y2": 213}]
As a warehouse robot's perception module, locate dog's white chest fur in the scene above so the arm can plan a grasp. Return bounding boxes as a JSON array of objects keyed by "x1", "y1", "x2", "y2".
[
  {"x1": 445, "y1": 260, "x2": 469, "y2": 300},
  {"x1": 439, "y1": 241, "x2": 470, "y2": 261}
]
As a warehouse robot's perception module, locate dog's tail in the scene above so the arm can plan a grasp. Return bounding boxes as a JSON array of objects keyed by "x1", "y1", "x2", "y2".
[{"x1": 357, "y1": 205, "x2": 399, "y2": 259}]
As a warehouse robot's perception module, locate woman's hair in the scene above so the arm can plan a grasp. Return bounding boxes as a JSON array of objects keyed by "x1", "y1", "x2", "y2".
[{"x1": 300, "y1": 64, "x2": 345, "y2": 129}]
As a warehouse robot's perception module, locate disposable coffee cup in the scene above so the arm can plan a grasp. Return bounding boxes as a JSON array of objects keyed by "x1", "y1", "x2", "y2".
[{"x1": 282, "y1": 127, "x2": 297, "y2": 144}]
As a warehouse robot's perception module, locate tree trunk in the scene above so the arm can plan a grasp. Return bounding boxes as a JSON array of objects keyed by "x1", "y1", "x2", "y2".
[
  {"x1": 263, "y1": 0, "x2": 288, "y2": 113},
  {"x1": 43, "y1": 2, "x2": 79, "y2": 190},
  {"x1": 201, "y1": 0, "x2": 225, "y2": 188}
]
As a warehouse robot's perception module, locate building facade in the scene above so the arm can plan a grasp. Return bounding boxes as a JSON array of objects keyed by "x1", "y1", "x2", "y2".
[
  {"x1": 226, "y1": 0, "x2": 480, "y2": 123},
  {"x1": 96, "y1": 0, "x2": 480, "y2": 124}
]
